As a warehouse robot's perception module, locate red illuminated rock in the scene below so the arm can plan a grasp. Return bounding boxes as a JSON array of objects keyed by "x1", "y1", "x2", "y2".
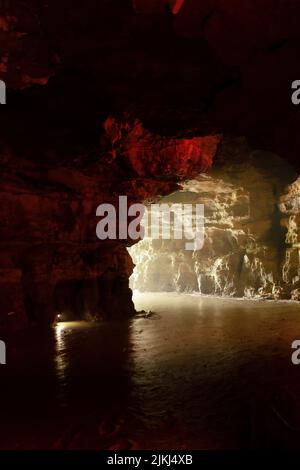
[
  {"x1": 0, "y1": 114, "x2": 219, "y2": 327},
  {"x1": 104, "y1": 116, "x2": 220, "y2": 178}
]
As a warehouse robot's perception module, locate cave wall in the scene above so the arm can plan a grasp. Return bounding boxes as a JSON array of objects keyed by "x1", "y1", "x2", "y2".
[
  {"x1": 0, "y1": 116, "x2": 220, "y2": 328},
  {"x1": 280, "y1": 176, "x2": 300, "y2": 300},
  {"x1": 130, "y1": 139, "x2": 300, "y2": 300}
]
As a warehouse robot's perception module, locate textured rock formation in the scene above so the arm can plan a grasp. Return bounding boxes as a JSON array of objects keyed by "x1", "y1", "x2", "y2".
[
  {"x1": 0, "y1": 116, "x2": 219, "y2": 328},
  {"x1": 130, "y1": 139, "x2": 300, "y2": 299},
  {"x1": 280, "y1": 177, "x2": 300, "y2": 300},
  {"x1": 2, "y1": 1, "x2": 300, "y2": 165}
]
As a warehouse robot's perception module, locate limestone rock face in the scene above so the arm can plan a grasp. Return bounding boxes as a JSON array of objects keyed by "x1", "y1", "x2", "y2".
[
  {"x1": 0, "y1": 116, "x2": 218, "y2": 328},
  {"x1": 130, "y1": 139, "x2": 300, "y2": 299},
  {"x1": 280, "y1": 177, "x2": 300, "y2": 300}
]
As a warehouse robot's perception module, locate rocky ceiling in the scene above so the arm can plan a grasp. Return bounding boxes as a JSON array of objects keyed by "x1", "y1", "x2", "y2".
[{"x1": 1, "y1": 0, "x2": 300, "y2": 167}]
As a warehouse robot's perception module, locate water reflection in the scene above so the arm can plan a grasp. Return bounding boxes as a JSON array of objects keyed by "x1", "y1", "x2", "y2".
[
  {"x1": 54, "y1": 322, "x2": 71, "y2": 406},
  {"x1": 131, "y1": 292, "x2": 300, "y2": 449},
  {"x1": 1, "y1": 294, "x2": 300, "y2": 449},
  {"x1": 55, "y1": 323, "x2": 68, "y2": 378}
]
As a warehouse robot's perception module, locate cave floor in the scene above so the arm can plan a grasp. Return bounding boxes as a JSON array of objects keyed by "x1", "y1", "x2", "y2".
[{"x1": 1, "y1": 293, "x2": 300, "y2": 450}]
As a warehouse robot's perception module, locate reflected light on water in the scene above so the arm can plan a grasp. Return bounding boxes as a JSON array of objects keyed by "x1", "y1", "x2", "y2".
[
  {"x1": 54, "y1": 321, "x2": 89, "y2": 389},
  {"x1": 55, "y1": 323, "x2": 69, "y2": 385}
]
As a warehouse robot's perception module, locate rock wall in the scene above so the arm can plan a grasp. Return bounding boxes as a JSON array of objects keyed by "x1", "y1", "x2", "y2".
[
  {"x1": 0, "y1": 116, "x2": 220, "y2": 329},
  {"x1": 280, "y1": 177, "x2": 300, "y2": 300},
  {"x1": 130, "y1": 139, "x2": 300, "y2": 300}
]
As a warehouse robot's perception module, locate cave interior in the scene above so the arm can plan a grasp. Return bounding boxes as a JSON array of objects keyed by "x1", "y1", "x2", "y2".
[{"x1": 1, "y1": 0, "x2": 300, "y2": 452}]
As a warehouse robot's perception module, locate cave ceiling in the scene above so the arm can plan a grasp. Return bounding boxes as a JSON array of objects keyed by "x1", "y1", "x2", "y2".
[{"x1": 1, "y1": 0, "x2": 300, "y2": 170}]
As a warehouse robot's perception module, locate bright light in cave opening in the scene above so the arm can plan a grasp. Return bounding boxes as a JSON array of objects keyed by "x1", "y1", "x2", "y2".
[{"x1": 128, "y1": 153, "x2": 300, "y2": 301}]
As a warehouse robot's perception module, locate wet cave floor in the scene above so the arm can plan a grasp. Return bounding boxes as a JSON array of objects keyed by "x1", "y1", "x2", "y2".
[{"x1": 1, "y1": 293, "x2": 300, "y2": 450}]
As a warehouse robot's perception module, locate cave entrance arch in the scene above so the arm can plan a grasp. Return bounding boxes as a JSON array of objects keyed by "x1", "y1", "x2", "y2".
[{"x1": 129, "y1": 140, "x2": 300, "y2": 301}]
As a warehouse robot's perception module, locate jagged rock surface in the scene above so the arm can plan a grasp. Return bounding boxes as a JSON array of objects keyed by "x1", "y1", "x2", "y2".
[
  {"x1": 0, "y1": 116, "x2": 219, "y2": 328},
  {"x1": 2, "y1": 1, "x2": 300, "y2": 165},
  {"x1": 130, "y1": 139, "x2": 300, "y2": 299}
]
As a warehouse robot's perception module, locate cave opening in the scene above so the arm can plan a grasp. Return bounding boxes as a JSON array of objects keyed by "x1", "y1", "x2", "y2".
[{"x1": 129, "y1": 140, "x2": 300, "y2": 302}]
